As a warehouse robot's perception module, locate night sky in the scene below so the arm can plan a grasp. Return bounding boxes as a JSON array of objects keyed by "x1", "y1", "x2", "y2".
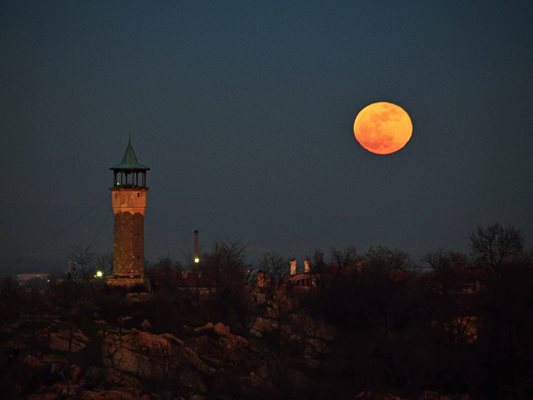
[{"x1": 2, "y1": 1, "x2": 533, "y2": 272}]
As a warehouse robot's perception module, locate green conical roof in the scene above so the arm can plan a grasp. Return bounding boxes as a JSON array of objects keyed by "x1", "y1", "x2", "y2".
[{"x1": 111, "y1": 139, "x2": 150, "y2": 170}]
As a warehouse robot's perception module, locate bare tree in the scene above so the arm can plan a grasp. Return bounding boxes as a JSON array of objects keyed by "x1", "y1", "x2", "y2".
[
  {"x1": 329, "y1": 246, "x2": 358, "y2": 271},
  {"x1": 95, "y1": 252, "x2": 113, "y2": 275},
  {"x1": 202, "y1": 241, "x2": 251, "y2": 324},
  {"x1": 70, "y1": 245, "x2": 95, "y2": 279},
  {"x1": 312, "y1": 248, "x2": 328, "y2": 272},
  {"x1": 423, "y1": 249, "x2": 469, "y2": 274},
  {"x1": 364, "y1": 245, "x2": 414, "y2": 272},
  {"x1": 470, "y1": 223, "x2": 524, "y2": 269},
  {"x1": 259, "y1": 251, "x2": 287, "y2": 286}
]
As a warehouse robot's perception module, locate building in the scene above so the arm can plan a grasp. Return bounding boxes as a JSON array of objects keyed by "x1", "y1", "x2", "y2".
[
  {"x1": 255, "y1": 258, "x2": 321, "y2": 292},
  {"x1": 16, "y1": 273, "x2": 51, "y2": 286},
  {"x1": 289, "y1": 258, "x2": 320, "y2": 290},
  {"x1": 107, "y1": 139, "x2": 149, "y2": 288}
]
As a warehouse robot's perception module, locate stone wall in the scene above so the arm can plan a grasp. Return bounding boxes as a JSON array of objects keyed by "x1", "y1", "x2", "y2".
[{"x1": 113, "y1": 212, "x2": 144, "y2": 278}]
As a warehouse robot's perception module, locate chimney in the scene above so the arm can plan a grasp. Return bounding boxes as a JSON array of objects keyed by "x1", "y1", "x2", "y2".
[
  {"x1": 304, "y1": 258, "x2": 311, "y2": 273},
  {"x1": 290, "y1": 259, "x2": 297, "y2": 276},
  {"x1": 193, "y1": 230, "x2": 200, "y2": 264}
]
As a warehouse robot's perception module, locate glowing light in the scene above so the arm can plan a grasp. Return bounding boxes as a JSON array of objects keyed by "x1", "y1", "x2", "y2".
[
  {"x1": 95, "y1": 270, "x2": 104, "y2": 278},
  {"x1": 353, "y1": 102, "x2": 413, "y2": 155},
  {"x1": 194, "y1": 257, "x2": 200, "y2": 264}
]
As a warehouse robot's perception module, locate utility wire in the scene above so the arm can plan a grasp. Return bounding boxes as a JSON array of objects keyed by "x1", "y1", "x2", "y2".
[
  {"x1": 86, "y1": 207, "x2": 113, "y2": 251},
  {"x1": 5, "y1": 194, "x2": 111, "y2": 272}
]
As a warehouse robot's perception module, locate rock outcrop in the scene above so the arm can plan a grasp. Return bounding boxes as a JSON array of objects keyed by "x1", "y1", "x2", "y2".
[
  {"x1": 48, "y1": 328, "x2": 89, "y2": 352},
  {"x1": 102, "y1": 328, "x2": 214, "y2": 384}
]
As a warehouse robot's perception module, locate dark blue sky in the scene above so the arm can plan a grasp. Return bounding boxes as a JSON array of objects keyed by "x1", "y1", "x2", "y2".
[{"x1": 2, "y1": 1, "x2": 532, "y2": 272}]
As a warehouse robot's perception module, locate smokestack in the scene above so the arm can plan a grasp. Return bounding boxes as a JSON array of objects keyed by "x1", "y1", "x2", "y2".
[
  {"x1": 193, "y1": 230, "x2": 200, "y2": 264},
  {"x1": 304, "y1": 258, "x2": 311, "y2": 273},
  {"x1": 290, "y1": 259, "x2": 297, "y2": 276}
]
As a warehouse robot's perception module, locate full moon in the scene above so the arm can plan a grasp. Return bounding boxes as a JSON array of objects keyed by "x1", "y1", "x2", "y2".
[{"x1": 353, "y1": 102, "x2": 413, "y2": 155}]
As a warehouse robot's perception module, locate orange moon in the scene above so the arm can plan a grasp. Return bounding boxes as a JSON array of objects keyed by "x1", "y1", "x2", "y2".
[{"x1": 353, "y1": 102, "x2": 413, "y2": 155}]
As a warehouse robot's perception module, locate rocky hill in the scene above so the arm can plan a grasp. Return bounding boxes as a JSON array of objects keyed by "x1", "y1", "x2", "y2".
[{"x1": 4, "y1": 263, "x2": 527, "y2": 400}]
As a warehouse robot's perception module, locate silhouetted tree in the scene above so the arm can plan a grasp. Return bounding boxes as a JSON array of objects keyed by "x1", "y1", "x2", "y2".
[
  {"x1": 95, "y1": 252, "x2": 113, "y2": 275},
  {"x1": 364, "y1": 245, "x2": 415, "y2": 273},
  {"x1": 311, "y1": 248, "x2": 328, "y2": 272},
  {"x1": 423, "y1": 249, "x2": 469, "y2": 274},
  {"x1": 0, "y1": 277, "x2": 21, "y2": 320},
  {"x1": 148, "y1": 257, "x2": 183, "y2": 292},
  {"x1": 258, "y1": 251, "x2": 287, "y2": 286},
  {"x1": 70, "y1": 244, "x2": 95, "y2": 279},
  {"x1": 476, "y1": 260, "x2": 533, "y2": 399},
  {"x1": 202, "y1": 241, "x2": 250, "y2": 326},
  {"x1": 470, "y1": 223, "x2": 524, "y2": 270},
  {"x1": 423, "y1": 249, "x2": 470, "y2": 295},
  {"x1": 329, "y1": 246, "x2": 358, "y2": 271}
]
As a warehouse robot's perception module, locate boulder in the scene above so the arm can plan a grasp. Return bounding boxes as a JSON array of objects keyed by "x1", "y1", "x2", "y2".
[
  {"x1": 189, "y1": 395, "x2": 207, "y2": 400},
  {"x1": 82, "y1": 390, "x2": 139, "y2": 400},
  {"x1": 256, "y1": 362, "x2": 269, "y2": 379},
  {"x1": 303, "y1": 337, "x2": 329, "y2": 357},
  {"x1": 42, "y1": 353, "x2": 69, "y2": 365},
  {"x1": 23, "y1": 355, "x2": 45, "y2": 369},
  {"x1": 194, "y1": 322, "x2": 248, "y2": 349},
  {"x1": 49, "y1": 328, "x2": 89, "y2": 352},
  {"x1": 68, "y1": 364, "x2": 82, "y2": 383},
  {"x1": 289, "y1": 314, "x2": 335, "y2": 341},
  {"x1": 213, "y1": 322, "x2": 231, "y2": 336},
  {"x1": 250, "y1": 316, "x2": 277, "y2": 336},
  {"x1": 28, "y1": 382, "x2": 80, "y2": 399},
  {"x1": 85, "y1": 366, "x2": 105, "y2": 388},
  {"x1": 104, "y1": 368, "x2": 143, "y2": 392},
  {"x1": 27, "y1": 393, "x2": 60, "y2": 400},
  {"x1": 102, "y1": 329, "x2": 214, "y2": 380},
  {"x1": 354, "y1": 392, "x2": 401, "y2": 400},
  {"x1": 216, "y1": 325, "x2": 248, "y2": 349},
  {"x1": 140, "y1": 319, "x2": 152, "y2": 330},
  {"x1": 193, "y1": 322, "x2": 214, "y2": 334},
  {"x1": 179, "y1": 369, "x2": 207, "y2": 393},
  {"x1": 418, "y1": 391, "x2": 452, "y2": 400}
]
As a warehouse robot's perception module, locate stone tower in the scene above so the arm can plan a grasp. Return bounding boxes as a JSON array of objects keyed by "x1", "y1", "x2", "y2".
[{"x1": 107, "y1": 139, "x2": 149, "y2": 287}]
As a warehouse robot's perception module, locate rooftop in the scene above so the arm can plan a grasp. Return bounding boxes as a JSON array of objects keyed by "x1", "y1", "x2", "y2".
[{"x1": 111, "y1": 139, "x2": 150, "y2": 171}]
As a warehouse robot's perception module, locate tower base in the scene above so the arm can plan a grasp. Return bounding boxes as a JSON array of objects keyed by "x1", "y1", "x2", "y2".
[{"x1": 107, "y1": 275, "x2": 145, "y2": 289}]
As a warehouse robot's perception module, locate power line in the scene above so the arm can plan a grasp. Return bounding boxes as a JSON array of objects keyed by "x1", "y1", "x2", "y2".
[
  {"x1": 86, "y1": 207, "x2": 113, "y2": 251},
  {"x1": 4, "y1": 194, "x2": 111, "y2": 273}
]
